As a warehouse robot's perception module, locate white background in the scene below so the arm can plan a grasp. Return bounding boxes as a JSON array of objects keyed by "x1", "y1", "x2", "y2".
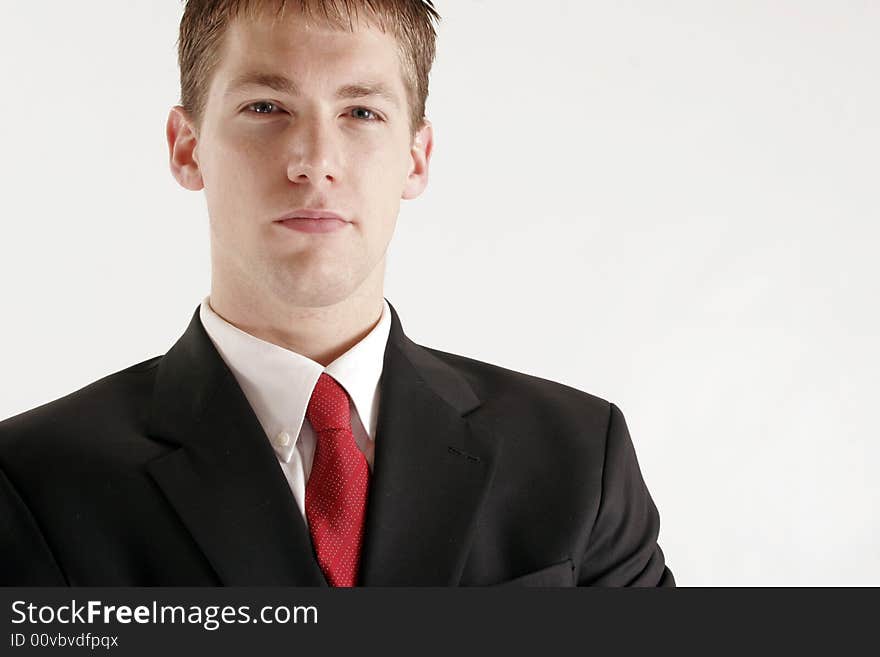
[{"x1": 1, "y1": 1, "x2": 878, "y2": 586}]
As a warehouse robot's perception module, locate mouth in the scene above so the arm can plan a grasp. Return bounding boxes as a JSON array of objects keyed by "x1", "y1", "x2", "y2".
[{"x1": 274, "y1": 209, "x2": 350, "y2": 234}]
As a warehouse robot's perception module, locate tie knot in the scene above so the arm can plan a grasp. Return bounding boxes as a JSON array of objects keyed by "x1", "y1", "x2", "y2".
[{"x1": 306, "y1": 372, "x2": 351, "y2": 433}]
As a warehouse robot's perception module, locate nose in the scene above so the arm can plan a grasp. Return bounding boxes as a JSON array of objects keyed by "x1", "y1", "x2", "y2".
[{"x1": 286, "y1": 114, "x2": 340, "y2": 187}]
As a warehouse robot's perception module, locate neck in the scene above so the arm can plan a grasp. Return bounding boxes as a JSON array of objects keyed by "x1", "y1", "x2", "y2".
[{"x1": 208, "y1": 276, "x2": 385, "y2": 368}]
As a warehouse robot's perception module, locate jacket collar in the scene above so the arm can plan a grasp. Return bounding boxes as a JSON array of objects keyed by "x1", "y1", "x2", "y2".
[{"x1": 146, "y1": 299, "x2": 499, "y2": 585}]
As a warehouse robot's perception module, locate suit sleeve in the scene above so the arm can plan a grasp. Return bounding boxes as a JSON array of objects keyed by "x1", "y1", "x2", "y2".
[
  {"x1": 577, "y1": 403, "x2": 675, "y2": 586},
  {"x1": 0, "y1": 465, "x2": 67, "y2": 585}
]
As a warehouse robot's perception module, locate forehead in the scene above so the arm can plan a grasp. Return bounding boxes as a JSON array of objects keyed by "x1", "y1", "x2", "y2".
[{"x1": 212, "y1": 9, "x2": 407, "y2": 94}]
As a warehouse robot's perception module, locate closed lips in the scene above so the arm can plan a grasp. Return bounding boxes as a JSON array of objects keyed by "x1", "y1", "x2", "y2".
[{"x1": 276, "y1": 210, "x2": 348, "y2": 222}]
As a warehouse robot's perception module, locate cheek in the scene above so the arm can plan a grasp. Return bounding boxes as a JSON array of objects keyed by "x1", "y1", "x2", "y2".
[
  {"x1": 200, "y1": 147, "x2": 267, "y2": 235},
  {"x1": 356, "y1": 165, "x2": 405, "y2": 229},
  {"x1": 203, "y1": 138, "x2": 278, "y2": 207},
  {"x1": 354, "y1": 138, "x2": 411, "y2": 190},
  {"x1": 217, "y1": 136, "x2": 274, "y2": 176}
]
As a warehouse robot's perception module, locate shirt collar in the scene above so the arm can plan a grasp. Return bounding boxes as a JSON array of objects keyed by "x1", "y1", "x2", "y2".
[{"x1": 198, "y1": 296, "x2": 391, "y2": 463}]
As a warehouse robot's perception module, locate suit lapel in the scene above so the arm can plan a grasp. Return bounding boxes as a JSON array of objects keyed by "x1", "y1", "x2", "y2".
[
  {"x1": 358, "y1": 302, "x2": 500, "y2": 585},
  {"x1": 145, "y1": 308, "x2": 326, "y2": 586},
  {"x1": 143, "y1": 301, "x2": 500, "y2": 586}
]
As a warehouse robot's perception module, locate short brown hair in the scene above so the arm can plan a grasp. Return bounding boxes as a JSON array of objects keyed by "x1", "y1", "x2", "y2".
[{"x1": 177, "y1": 0, "x2": 441, "y2": 139}]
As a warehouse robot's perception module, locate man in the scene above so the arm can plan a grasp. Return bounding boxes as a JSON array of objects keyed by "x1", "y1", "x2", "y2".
[{"x1": 0, "y1": 0, "x2": 673, "y2": 586}]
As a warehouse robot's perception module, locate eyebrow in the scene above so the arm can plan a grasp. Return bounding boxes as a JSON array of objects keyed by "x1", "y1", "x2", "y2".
[{"x1": 224, "y1": 71, "x2": 402, "y2": 108}]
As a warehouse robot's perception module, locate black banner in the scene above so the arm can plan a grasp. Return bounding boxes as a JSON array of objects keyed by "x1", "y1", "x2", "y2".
[{"x1": 0, "y1": 588, "x2": 874, "y2": 654}]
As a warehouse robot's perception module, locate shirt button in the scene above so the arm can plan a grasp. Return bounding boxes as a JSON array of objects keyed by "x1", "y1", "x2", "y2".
[{"x1": 274, "y1": 430, "x2": 291, "y2": 448}]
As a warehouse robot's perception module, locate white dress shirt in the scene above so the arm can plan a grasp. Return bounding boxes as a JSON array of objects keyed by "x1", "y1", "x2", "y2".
[{"x1": 198, "y1": 296, "x2": 392, "y2": 523}]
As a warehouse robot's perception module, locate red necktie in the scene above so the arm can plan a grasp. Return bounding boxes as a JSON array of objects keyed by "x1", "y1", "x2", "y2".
[{"x1": 305, "y1": 372, "x2": 370, "y2": 587}]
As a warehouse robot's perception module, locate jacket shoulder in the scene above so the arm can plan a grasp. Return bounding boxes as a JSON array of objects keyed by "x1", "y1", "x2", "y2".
[
  {"x1": 0, "y1": 355, "x2": 162, "y2": 457},
  {"x1": 420, "y1": 345, "x2": 612, "y2": 419}
]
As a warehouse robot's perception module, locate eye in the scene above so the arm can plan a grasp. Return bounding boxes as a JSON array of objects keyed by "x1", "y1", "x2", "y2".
[
  {"x1": 245, "y1": 101, "x2": 281, "y2": 115},
  {"x1": 349, "y1": 107, "x2": 381, "y2": 122}
]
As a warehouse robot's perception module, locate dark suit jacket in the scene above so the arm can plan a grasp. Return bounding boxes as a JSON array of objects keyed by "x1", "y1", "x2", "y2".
[{"x1": 0, "y1": 301, "x2": 673, "y2": 586}]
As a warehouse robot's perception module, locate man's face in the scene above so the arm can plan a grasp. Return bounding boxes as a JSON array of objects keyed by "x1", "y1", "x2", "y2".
[{"x1": 171, "y1": 10, "x2": 431, "y2": 309}]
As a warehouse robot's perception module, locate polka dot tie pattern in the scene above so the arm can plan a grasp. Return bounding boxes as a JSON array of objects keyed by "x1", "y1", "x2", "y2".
[{"x1": 305, "y1": 372, "x2": 370, "y2": 587}]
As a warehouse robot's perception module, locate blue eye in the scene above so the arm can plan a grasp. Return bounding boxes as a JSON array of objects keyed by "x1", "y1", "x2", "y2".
[
  {"x1": 243, "y1": 102, "x2": 381, "y2": 122},
  {"x1": 351, "y1": 107, "x2": 380, "y2": 121},
  {"x1": 246, "y1": 101, "x2": 278, "y2": 115}
]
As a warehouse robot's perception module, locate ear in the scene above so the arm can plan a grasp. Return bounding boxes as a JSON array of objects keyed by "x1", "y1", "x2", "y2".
[
  {"x1": 401, "y1": 119, "x2": 433, "y2": 200},
  {"x1": 166, "y1": 105, "x2": 204, "y2": 191}
]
